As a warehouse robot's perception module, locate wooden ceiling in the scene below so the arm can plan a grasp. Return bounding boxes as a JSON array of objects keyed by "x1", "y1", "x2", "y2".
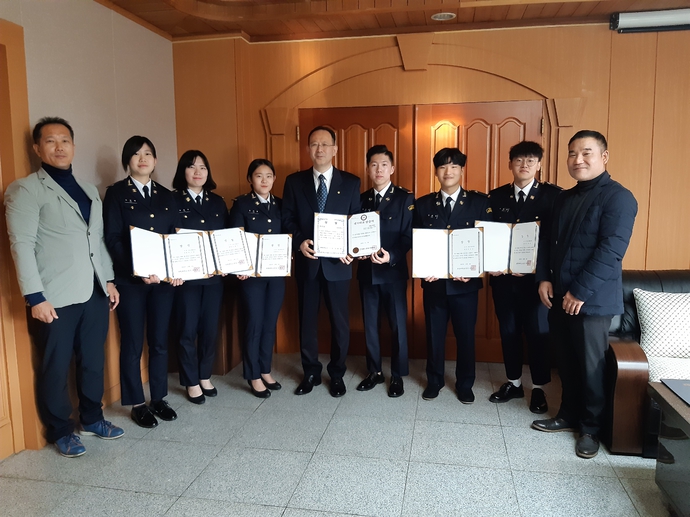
[{"x1": 97, "y1": 0, "x2": 690, "y2": 42}]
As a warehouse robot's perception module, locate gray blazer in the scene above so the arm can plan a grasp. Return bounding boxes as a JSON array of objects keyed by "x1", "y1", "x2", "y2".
[{"x1": 4, "y1": 168, "x2": 114, "y2": 309}]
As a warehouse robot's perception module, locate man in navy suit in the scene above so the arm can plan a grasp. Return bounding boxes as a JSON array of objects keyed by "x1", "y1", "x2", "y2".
[
  {"x1": 532, "y1": 130, "x2": 637, "y2": 459},
  {"x1": 282, "y1": 126, "x2": 361, "y2": 397},
  {"x1": 413, "y1": 148, "x2": 491, "y2": 404},
  {"x1": 356, "y1": 145, "x2": 414, "y2": 397},
  {"x1": 487, "y1": 141, "x2": 561, "y2": 414}
]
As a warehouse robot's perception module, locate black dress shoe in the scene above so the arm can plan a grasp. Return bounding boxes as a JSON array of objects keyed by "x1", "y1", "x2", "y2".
[
  {"x1": 150, "y1": 400, "x2": 177, "y2": 421},
  {"x1": 356, "y1": 372, "x2": 385, "y2": 392},
  {"x1": 295, "y1": 374, "x2": 321, "y2": 395},
  {"x1": 131, "y1": 405, "x2": 158, "y2": 428},
  {"x1": 330, "y1": 377, "x2": 346, "y2": 398},
  {"x1": 201, "y1": 386, "x2": 217, "y2": 397},
  {"x1": 262, "y1": 378, "x2": 282, "y2": 390},
  {"x1": 489, "y1": 382, "x2": 524, "y2": 403},
  {"x1": 422, "y1": 384, "x2": 442, "y2": 400},
  {"x1": 576, "y1": 433, "x2": 600, "y2": 459},
  {"x1": 529, "y1": 388, "x2": 548, "y2": 414},
  {"x1": 248, "y1": 380, "x2": 271, "y2": 399},
  {"x1": 531, "y1": 417, "x2": 575, "y2": 433},
  {"x1": 388, "y1": 376, "x2": 404, "y2": 398},
  {"x1": 457, "y1": 388, "x2": 475, "y2": 404},
  {"x1": 186, "y1": 388, "x2": 206, "y2": 405}
]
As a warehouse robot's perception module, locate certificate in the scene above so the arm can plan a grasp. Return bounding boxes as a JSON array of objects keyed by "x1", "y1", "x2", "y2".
[
  {"x1": 256, "y1": 234, "x2": 292, "y2": 277},
  {"x1": 177, "y1": 227, "x2": 215, "y2": 274},
  {"x1": 130, "y1": 227, "x2": 210, "y2": 282},
  {"x1": 313, "y1": 213, "x2": 348, "y2": 258},
  {"x1": 475, "y1": 220, "x2": 539, "y2": 274},
  {"x1": 509, "y1": 222, "x2": 539, "y2": 274},
  {"x1": 348, "y1": 212, "x2": 380, "y2": 257},
  {"x1": 412, "y1": 229, "x2": 450, "y2": 279},
  {"x1": 210, "y1": 227, "x2": 254, "y2": 274},
  {"x1": 165, "y1": 232, "x2": 210, "y2": 280},
  {"x1": 449, "y1": 228, "x2": 484, "y2": 278}
]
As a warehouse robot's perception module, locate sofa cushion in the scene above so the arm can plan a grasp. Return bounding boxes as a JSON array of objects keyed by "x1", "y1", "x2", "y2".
[
  {"x1": 647, "y1": 356, "x2": 690, "y2": 383},
  {"x1": 633, "y1": 288, "x2": 690, "y2": 360}
]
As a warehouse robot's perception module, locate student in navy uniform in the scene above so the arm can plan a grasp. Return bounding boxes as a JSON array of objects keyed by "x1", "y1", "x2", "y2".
[
  {"x1": 172, "y1": 150, "x2": 228, "y2": 405},
  {"x1": 356, "y1": 145, "x2": 414, "y2": 397},
  {"x1": 104, "y1": 136, "x2": 183, "y2": 429},
  {"x1": 228, "y1": 159, "x2": 285, "y2": 399},
  {"x1": 282, "y1": 126, "x2": 361, "y2": 398},
  {"x1": 413, "y1": 147, "x2": 490, "y2": 404},
  {"x1": 487, "y1": 141, "x2": 561, "y2": 414}
]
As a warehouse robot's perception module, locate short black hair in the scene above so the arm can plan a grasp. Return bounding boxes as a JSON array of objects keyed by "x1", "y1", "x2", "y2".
[
  {"x1": 366, "y1": 145, "x2": 394, "y2": 165},
  {"x1": 172, "y1": 150, "x2": 217, "y2": 191},
  {"x1": 433, "y1": 147, "x2": 466, "y2": 168},
  {"x1": 247, "y1": 158, "x2": 276, "y2": 182},
  {"x1": 569, "y1": 130, "x2": 608, "y2": 151},
  {"x1": 509, "y1": 141, "x2": 543, "y2": 161},
  {"x1": 121, "y1": 136, "x2": 157, "y2": 171},
  {"x1": 308, "y1": 126, "x2": 336, "y2": 145},
  {"x1": 32, "y1": 117, "x2": 74, "y2": 144}
]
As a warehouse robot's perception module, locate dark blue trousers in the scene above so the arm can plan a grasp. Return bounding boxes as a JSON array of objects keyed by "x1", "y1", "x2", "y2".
[
  {"x1": 33, "y1": 283, "x2": 109, "y2": 442},
  {"x1": 297, "y1": 270, "x2": 350, "y2": 379},
  {"x1": 359, "y1": 280, "x2": 409, "y2": 377},
  {"x1": 549, "y1": 301, "x2": 612, "y2": 436},
  {"x1": 239, "y1": 277, "x2": 285, "y2": 380},
  {"x1": 175, "y1": 280, "x2": 224, "y2": 386},
  {"x1": 423, "y1": 288, "x2": 478, "y2": 390},
  {"x1": 116, "y1": 282, "x2": 174, "y2": 405},
  {"x1": 491, "y1": 277, "x2": 551, "y2": 385}
]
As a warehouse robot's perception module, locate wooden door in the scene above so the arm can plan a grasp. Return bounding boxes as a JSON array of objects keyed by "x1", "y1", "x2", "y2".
[
  {"x1": 296, "y1": 100, "x2": 544, "y2": 362},
  {"x1": 414, "y1": 101, "x2": 545, "y2": 362},
  {"x1": 294, "y1": 106, "x2": 414, "y2": 356}
]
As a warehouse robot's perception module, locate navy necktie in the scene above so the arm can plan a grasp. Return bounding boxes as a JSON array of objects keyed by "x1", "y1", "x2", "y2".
[
  {"x1": 517, "y1": 190, "x2": 525, "y2": 213},
  {"x1": 317, "y1": 174, "x2": 327, "y2": 213},
  {"x1": 143, "y1": 185, "x2": 151, "y2": 204},
  {"x1": 195, "y1": 195, "x2": 202, "y2": 206},
  {"x1": 445, "y1": 196, "x2": 453, "y2": 219},
  {"x1": 375, "y1": 193, "x2": 382, "y2": 209}
]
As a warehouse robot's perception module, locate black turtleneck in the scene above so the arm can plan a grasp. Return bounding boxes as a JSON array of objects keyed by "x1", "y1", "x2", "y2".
[{"x1": 42, "y1": 162, "x2": 92, "y2": 224}]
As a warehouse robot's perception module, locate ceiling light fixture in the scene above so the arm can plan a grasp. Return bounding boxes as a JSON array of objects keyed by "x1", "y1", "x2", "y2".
[
  {"x1": 610, "y1": 8, "x2": 690, "y2": 33},
  {"x1": 430, "y1": 12, "x2": 456, "y2": 22}
]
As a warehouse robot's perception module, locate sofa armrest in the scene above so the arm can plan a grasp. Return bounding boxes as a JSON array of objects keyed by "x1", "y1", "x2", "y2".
[{"x1": 605, "y1": 337, "x2": 649, "y2": 455}]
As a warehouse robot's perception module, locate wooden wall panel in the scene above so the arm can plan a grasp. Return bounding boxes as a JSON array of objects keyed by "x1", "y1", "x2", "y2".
[
  {"x1": 607, "y1": 31, "x2": 657, "y2": 271},
  {"x1": 647, "y1": 31, "x2": 690, "y2": 269}
]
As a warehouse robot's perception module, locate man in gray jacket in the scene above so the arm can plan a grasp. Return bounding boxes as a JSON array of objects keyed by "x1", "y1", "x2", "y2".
[{"x1": 5, "y1": 117, "x2": 123, "y2": 457}]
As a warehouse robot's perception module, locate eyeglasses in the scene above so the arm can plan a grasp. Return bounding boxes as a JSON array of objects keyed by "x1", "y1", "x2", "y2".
[
  {"x1": 513, "y1": 157, "x2": 539, "y2": 166},
  {"x1": 309, "y1": 143, "x2": 335, "y2": 150}
]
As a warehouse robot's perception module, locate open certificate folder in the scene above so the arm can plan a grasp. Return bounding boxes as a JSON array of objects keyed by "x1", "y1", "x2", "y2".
[
  {"x1": 475, "y1": 221, "x2": 539, "y2": 274},
  {"x1": 130, "y1": 227, "x2": 211, "y2": 281},
  {"x1": 313, "y1": 212, "x2": 381, "y2": 258},
  {"x1": 411, "y1": 228, "x2": 484, "y2": 279}
]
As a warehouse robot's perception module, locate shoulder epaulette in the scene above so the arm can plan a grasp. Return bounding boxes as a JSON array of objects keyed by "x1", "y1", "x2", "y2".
[{"x1": 469, "y1": 190, "x2": 489, "y2": 197}]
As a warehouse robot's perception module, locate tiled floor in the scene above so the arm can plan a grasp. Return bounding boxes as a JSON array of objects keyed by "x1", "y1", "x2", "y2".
[{"x1": 0, "y1": 354, "x2": 673, "y2": 517}]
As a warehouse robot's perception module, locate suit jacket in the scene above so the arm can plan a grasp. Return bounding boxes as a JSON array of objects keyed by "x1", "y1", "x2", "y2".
[
  {"x1": 357, "y1": 184, "x2": 414, "y2": 285},
  {"x1": 536, "y1": 172, "x2": 637, "y2": 315},
  {"x1": 282, "y1": 167, "x2": 361, "y2": 281},
  {"x1": 413, "y1": 188, "x2": 491, "y2": 295},
  {"x1": 103, "y1": 177, "x2": 179, "y2": 285},
  {"x1": 488, "y1": 180, "x2": 561, "y2": 289},
  {"x1": 4, "y1": 168, "x2": 114, "y2": 308},
  {"x1": 228, "y1": 191, "x2": 282, "y2": 235}
]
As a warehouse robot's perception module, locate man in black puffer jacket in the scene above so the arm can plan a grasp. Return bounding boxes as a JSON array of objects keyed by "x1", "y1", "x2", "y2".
[{"x1": 532, "y1": 130, "x2": 637, "y2": 460}]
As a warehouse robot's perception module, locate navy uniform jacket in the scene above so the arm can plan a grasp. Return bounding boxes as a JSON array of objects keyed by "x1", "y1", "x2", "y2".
[
  {"x1": 488, "y1": 180, "x2": 561, "y2": 288},
  {"x1": 536, "y1": 172, "x2": 637, "y2": 316},
  {"x1": 228, "y1": 191, "x2": 282, "y2": 235},
  {"x1": 282, "y1": 168, "x2": 361, "y2": 282},
  {"x1": 103, "y1": 177, "x2": 179, "y2": 285},
  {"x1": 357, "y1": 184, "x2": 414, "y2": 285},
  {"x1": 174, "y1": 189, "x2": 229, "y2": 285},
  {"x1": 413, "y1": 189, "x2": 491, "y2": 295}
]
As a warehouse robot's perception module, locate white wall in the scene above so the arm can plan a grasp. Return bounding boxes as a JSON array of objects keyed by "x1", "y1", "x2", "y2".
[{"x1": 0, "y1": 0, "x2": 177, "y2": 194}]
